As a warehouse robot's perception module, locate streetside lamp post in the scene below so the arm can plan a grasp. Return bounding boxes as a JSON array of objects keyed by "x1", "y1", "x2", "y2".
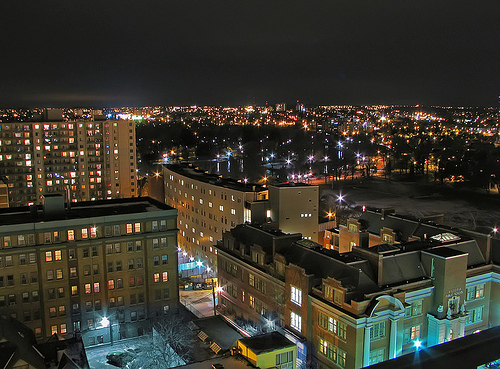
[
  {"x1": 212, "y1": 284, "x2": 223, "y2": 316},
  {"x1": 101, "y1": 316, "x2": 113, "y2": 346}
]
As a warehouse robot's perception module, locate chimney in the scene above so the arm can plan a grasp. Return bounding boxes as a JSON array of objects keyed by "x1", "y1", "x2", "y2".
[
  {"x1": 381, "y1": 208, "x2": 395, "y2": 220},
  {"x1": 29, "y1": 204, "x2": 38, "y2": 219},
  {"x1": 42, "y1": 194, "x2": 65, "y2": 219}
]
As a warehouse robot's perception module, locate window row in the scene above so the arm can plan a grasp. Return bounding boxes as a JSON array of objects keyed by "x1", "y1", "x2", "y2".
[
  {"x1": 0, "y1": 219, "x2": 173, "y2": 248},
  {"x1": 466, "y1": 284, "x2": 485, "y2": 301},
  {"x1": 249, "y1": 274, "x2": 267, "y2": 294},
  {"x1": 0, "y1": 253, "x2": 36, "y2": 267},
  {"x1": 318, "y1": 311, "x2": 347, "y2": 340},
  {"x1": 0, "y1": 292, "x2": 39, "y2": 306},
  {"x1": 48, "y1": 305, "x2": 66, "y2": 317},
  {"x1": 318, "y1": 338, "x2": 347, "y2": 368}
]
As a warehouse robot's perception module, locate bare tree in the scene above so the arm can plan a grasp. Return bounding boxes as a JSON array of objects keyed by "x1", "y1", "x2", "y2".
[{"x1": 127, "y1": 315, "x2": 194, "y2": 369}]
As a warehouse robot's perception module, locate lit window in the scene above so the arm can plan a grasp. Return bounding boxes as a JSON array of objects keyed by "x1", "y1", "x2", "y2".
[
  {"x1": 108, "y1": 280, "x2": 115, "y2": 290},
  {"x1": 466, "y1": 306, "x2": 484, "y2": 325},
  {"x1": 54, "y1": 250, "x2": 62, "y2": 261},
  {"x1": 154, "y1": 273, "x2": 160, "y2": 283},
  {"x1": 84, "y1": 284, "x2": 91, "y2": 294},
  {"x1": 93, "y1": 282, "x2": 100, "y2": 293},
  {"x1": 51, "y1": 325, "x2": 58, "y2": 335},
  {"x1": 45, "y1": 251, "x2": 53, "y2": 262},
  {"x1": 371, "y1": 321, "x2": 386, "y2": 341},
  {"x1": 162, "y1": 272, "x2": 168, "y2": 282},
  {"x1": 291, "y1": 286, "x2": 302, "y2": 306},
  {"x1": 134, "y1": 223, "x2": 141, "y2": 233},
  {"x1": 291, "y1": 311, "x2": 302, "y2": 332},
  {"x1": 81, "y1": 228, "x2": 88, "y2": 239},
  {"x1": 67, "y1": 230, "x2": 74, "y2": 241},
  {"x1": 219, "y1": 205, "x2": 224, "y2": 211},
  {"x1": 90, "y1": 227, "x2": 97, "y2": 238},
  {"x1": 126, "y1": 224, "x2": 133, "y2": 234},
  {"x1": 60, "y1": 324, "x2": 67, "y2": 334}
]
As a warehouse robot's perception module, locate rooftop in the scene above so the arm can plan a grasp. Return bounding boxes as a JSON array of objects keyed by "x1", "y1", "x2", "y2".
[
  {"x1": 164, "y1": 163, "x2": 267, "y2": 193},
  {"x1": 0, "y1": 197, "x2": 175, "y2": 226},
  {"x1": 238, "y1": 331, "x2": 295, "y2": 354},
  {"x1": 191, "y1": 315, "x2": 243, "y2": 351}
]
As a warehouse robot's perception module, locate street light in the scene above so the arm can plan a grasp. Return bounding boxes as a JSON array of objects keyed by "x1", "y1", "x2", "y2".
[
  {"x1": 100, "y1": 316, "x2": 113, "y2": 346},
  {"x1": 413, "y1": 339, "x2": 422, "y2": 351},
  {"x1": 212, "y1": 284, "x2": 223, "y2": 316}
]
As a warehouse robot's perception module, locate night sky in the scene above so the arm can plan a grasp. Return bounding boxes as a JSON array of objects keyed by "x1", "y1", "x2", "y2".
[{"x1": 1, "y1": 1, "x2": 499, "y2": 108}]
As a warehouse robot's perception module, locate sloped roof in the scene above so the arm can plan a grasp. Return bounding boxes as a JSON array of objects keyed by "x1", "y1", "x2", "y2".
[
  {"x1": 379, "y1": 252, "x2": 426, "y2": 286},
  {"x1": 444, "y1": 239, "x2": 486, "y2": 266},
  {"x1": 0, "y1": 316, "x2": 45, "y2": 369},
  {"x1": 279, "y1": 241, "x2": 379, "y2": 296},
  {"x1": 358, "y1": 210, "x2": 463, "y2": 243}
]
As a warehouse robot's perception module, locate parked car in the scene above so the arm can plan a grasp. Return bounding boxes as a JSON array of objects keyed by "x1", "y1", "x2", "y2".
[{"x1": 106, "y1": 352, "x2": 135, "y2": 367}]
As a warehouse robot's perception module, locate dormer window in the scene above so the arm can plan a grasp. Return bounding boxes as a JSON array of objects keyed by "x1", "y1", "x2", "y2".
[
  {"x1": 348, "y1": 223, "x2": 358, "y2": 233},
  {"x1": 324, "y1": 285, "x2": 333, "y2": 300},
  {"x1": 333, "y1": 289, "x2": 343, "y2": 305},
  {"x1": 382, "y1": 234, "x2": 393, "y2": 244},
  {"x1": 275, "y1": 261, "x2": 285, "y2": 276},
  {"x1": 251, "y1": 250, "x2": 264, "y2": 265}
]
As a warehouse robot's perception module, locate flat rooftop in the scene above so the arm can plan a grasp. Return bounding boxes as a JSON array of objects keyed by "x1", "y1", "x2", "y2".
[
  {"x1": 164, "y1": 163, "x2": 267, "y2": 193},
  {"x1": 238, "y1": 331, "x2": 295, "y2": 354},
  {"x1": 0, "y1": 197, "x2": 175, "y2": 225},
  {"x1": 424, "y1": 247, "x2": 466, "y2": 258},
  {"x1": 172, "y1": 355, "x2": 250, "y2": 369},
  {"x1": 271, "y1": 182, "x2": 316, "y2": 188}
]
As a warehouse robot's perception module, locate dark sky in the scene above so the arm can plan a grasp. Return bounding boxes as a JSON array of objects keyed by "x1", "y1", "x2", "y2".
[{"x1": 1, "y1": 0, "x2": 499, "y2": 108}]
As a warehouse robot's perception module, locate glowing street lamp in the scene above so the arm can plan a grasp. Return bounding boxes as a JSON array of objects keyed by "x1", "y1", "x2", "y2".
[
  {"x1": 413, "y1": 339, "x2": 422, "y2": 350},
  {"x1": 212, "y1": 284, "x2": 224, "y2": 316},
  {"x1": 101, "y1": 316, "x2": 110, "y2": 327},
  {"x1": 101, "y1": 316, "x2": 113, "y2": 345}
]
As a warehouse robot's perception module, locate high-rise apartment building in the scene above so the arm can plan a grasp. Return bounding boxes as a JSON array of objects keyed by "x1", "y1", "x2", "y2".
[
  {"x1": 0, "y1": 196, "x2": 178, "y2": 346},
  {"x1": 0, "y1": 117, "x2": 137, "y2": 207}
]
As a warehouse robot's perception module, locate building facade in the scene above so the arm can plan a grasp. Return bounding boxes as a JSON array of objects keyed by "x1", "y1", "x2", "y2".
[
  {"x1": 216, "y1": 215, "x2": 500, "y2": 369},
  {"x1": 0, "y1": 196, "x2": 178, "y2": 346},
  {"x1": 163, "y1": 164, "x2": 320, "y2": 273},
  {"x1": 268, "y1": 184, "x2": 319, "y2": 241},
  {"x1": 163, "y1": 163, "x2": 268, "y2": 269},
  {"x1": 0, "y1": 117, "x2": 137, "y2": 207}
]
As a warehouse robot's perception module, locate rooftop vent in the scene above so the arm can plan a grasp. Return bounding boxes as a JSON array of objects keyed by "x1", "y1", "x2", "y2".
[{"x1": 42, "y1": 194, "x2": 65, "y2": 219}]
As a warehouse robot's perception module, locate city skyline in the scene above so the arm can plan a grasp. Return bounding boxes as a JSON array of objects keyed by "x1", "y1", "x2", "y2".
[{"x1": 1, "y1": 0, "x2": 499, "y2": 108}]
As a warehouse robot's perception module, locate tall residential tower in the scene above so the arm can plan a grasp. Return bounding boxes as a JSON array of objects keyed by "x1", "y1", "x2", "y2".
[{"x1": 0, "y1": 116, "x2": 137, "y2": 207}]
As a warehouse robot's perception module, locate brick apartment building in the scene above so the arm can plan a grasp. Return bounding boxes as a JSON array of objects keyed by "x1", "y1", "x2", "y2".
[
  {"x1": 215, "y1": 213, "x2": 500, "y2": 369},
  {"x1": 163, "y1": 163, "x2": 318, "y2": 272},
  {"x1": 0, "y1": 195, "x2": 178, "y2": 347}
]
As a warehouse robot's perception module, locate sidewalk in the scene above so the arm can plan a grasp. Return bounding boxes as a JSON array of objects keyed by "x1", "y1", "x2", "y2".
[{"x1": 179, "y1": 289, "x2": 216, "y2": 318}]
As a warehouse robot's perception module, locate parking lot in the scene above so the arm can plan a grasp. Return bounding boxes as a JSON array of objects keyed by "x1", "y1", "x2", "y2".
[{"x1": 85, "y1": 337, "x2": 148, "y2": 369}]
